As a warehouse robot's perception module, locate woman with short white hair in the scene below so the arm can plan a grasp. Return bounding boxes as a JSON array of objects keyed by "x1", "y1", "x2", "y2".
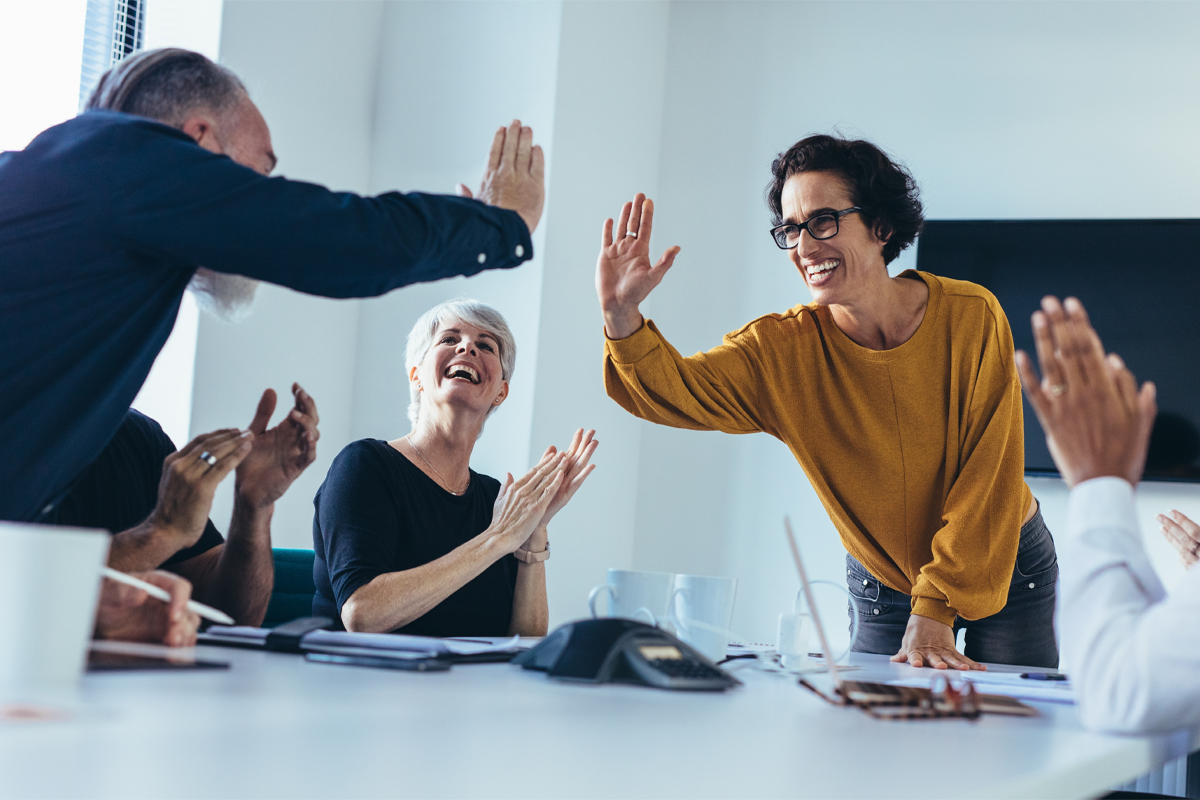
[{"x1": 312, "y1": 298, "x2": 597, "y2": 635}]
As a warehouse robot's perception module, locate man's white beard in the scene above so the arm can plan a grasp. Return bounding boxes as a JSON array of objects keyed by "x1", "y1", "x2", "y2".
[{"x1": 187, "y1": 267, "x2": 260, "y2": 323}]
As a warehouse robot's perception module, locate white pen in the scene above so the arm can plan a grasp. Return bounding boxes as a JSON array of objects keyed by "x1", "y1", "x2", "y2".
[{"x1": 101, "y1": 566, "x2": 235, "y2": 626}]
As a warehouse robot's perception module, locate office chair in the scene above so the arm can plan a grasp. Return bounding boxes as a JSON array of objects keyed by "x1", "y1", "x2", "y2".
[{"x1": 262, "y1": 548, "x2": 316, "y2": 628}]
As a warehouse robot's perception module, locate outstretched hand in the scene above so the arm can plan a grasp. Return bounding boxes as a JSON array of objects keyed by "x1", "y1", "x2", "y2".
[
  {"x1": 1015, "y1": 296, "x2": 1156, "y2": 488},
  {"x1": 459, "y1": 119, "x2": 545, "y2": 235},
  {"x1": 596, "y1": 193, "x2": 681, "y2": 339},
  {"x1": 235, "y1": 384, "x2": 320, "y2": 509}
]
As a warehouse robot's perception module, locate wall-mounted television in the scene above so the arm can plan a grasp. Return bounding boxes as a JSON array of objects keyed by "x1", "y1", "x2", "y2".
[{"x1": 916, "y1": 219, "x2": 1200, "y2": 483}]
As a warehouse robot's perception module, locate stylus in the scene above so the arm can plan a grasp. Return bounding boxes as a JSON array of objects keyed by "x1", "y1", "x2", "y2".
[{"x1": 101, "y1": 566, "x2": 236, "y2": 626}]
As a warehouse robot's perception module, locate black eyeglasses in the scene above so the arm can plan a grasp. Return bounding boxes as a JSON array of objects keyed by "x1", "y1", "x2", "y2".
[{"x1": 769, "y1": 207, "x2": 861, "y2": 250}]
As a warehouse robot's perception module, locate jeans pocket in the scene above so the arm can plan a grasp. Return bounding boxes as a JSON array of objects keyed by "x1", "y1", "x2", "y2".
[
  {"x1": 846, "y1": 555, "x2": 894, "y2": 616},
  {"x1": 1012, "y1": 508, "x2": 1058, "y2": 591}
]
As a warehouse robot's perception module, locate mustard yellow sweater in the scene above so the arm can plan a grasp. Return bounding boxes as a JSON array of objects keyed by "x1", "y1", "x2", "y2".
[{"x1": 604, "y1": 271, "x2": 1031, "y2": 626}]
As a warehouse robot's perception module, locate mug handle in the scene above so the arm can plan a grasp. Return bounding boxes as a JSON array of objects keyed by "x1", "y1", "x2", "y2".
[
  {"x1": 794, "y1": 582, "x2": 859, "y2": 662},
  {"x1": 587, "y1": 584, "x2": 615, "y2": 619},
  {"x1": 632, "y1": 607, "x2": 657, "y2": 627},
  {"x1": 668, "y1": 586, "x2": 689, "y2": 636}
]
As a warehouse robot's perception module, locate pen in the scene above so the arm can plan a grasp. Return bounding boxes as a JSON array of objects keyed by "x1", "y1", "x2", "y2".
[
  {"x1": 1020, "y1": 672, "x2": 1068, "y2": 681},
  {"x1": 101, "y1": 566, "x2": 236, "y2": 626}
]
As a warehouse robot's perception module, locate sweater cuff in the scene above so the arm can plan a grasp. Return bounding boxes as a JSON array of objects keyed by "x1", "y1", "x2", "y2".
[
  {"x1": 604, "y1": 318, "x2": 661, "y2": 364},
  {"x1": 911, "y1": 596, "x2": 957, "y2": 627}
]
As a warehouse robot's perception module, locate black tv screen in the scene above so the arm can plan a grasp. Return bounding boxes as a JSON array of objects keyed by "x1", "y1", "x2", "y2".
[{"x1": 916, "y1": 219, "x2": 1200, "y2": 482}]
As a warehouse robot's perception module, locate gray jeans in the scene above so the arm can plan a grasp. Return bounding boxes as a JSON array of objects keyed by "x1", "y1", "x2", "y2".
[{"x1": 846, "y1": 505, "x2": 1059, "y2": 669}]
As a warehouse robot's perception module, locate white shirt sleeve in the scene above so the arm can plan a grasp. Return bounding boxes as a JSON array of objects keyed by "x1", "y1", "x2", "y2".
[{"x1": 1061, "y1": 477, "x2": 1200, "y2": 733}]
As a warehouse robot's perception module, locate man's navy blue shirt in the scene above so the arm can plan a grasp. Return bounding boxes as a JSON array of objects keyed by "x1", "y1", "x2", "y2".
[{"x1": 0, "y1": 111, "x2": 532, "y2": 522}]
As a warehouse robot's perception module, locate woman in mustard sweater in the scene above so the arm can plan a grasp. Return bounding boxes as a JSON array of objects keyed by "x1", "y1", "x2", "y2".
[{"x1": 596, "y1": 135, "x2": 1057, "y2": 670}]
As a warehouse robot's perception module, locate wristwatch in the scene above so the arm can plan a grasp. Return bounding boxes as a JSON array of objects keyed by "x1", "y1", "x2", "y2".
[{"x1": 514, "y1": 541, "x2": 550, "y2": 563}]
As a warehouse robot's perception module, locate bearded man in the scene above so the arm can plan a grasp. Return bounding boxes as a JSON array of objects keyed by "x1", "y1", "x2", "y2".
[{"x1": 0, "y1": 47, "x2": 544, "y2": 528}]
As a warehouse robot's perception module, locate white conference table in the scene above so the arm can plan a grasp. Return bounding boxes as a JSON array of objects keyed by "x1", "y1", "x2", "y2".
[{"x1": 2, "y1": 640, "x2": 1197, "y2": 799}]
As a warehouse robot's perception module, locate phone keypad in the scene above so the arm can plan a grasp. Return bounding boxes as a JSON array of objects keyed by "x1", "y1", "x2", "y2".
[{"x1": 647, "y1": 658, "x2": 725, "y2": 680}]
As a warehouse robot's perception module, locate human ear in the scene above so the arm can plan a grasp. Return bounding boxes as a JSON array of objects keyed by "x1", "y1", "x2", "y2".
[
  {"x1": 492, "y1": 381, "x2": 510, "y2": 407},
  {"x1": 180, "y1": 115, "x2": 224, "y2": 155},
  {"x1": 408, "y1": 365, "x2": 422, "y2": 391}
]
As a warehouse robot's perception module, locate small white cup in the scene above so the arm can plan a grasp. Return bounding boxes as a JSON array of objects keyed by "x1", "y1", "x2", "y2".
[
  {"x1": 0, "y1": 523, "x2": 109, "y2": 703},
  {"x1": 669, "y1": 574, "x2": 737, "y2": 663},
  {"x1": 777, "y1": 612, "x2": 813, "y2": 669},
  {"x1": 588, "y1": 569, "x2": 675, "y2": 627}
]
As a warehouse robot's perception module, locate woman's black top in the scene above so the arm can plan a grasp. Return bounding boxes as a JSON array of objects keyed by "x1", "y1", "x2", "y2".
[{"x1": 312, "y1": 439, "x2": 517, "y2": 636}]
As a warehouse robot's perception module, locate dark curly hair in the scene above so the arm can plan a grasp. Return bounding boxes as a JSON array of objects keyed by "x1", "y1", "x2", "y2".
[{"x1": 766, "y1": 134, "x2": 923, "y2": 266}]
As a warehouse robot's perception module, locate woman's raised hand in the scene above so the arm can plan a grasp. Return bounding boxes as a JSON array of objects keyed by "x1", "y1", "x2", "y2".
[
  {"x1": 1158, "y1": 510, "x2": 1200, "y2": 568},
  {"x1": 595, "y1": 193, "x2": 681, "y2": 340},
  {"x1": 487, "y1": 451, "x2": 566, "y2": 554}
]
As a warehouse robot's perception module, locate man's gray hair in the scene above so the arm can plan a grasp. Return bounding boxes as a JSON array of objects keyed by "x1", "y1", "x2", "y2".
[
  {"x1": 406, "y1": 299, "x2": 517, "y2": 428},
  {"x1": 84, "y1": 47, "x2": 246, "y2": 127}
]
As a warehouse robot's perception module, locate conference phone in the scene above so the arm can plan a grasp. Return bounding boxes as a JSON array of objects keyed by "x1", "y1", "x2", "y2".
[{"x1": 514, "y1": 618, "x2": 740, "y2": 691}]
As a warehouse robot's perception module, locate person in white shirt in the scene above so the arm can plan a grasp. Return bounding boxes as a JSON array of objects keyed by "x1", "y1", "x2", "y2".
[{"x1": 1014, "y1": 294, "x2": 1200, "y2": 734}]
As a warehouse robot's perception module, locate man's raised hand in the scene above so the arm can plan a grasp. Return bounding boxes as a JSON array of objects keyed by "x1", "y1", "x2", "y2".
[
  {"x1": 235, "y1": 383, "x2": 320, "y2": 509},
  {"x1": 463, "y1": 120, "x2": 545, "y2": 235},
  {"x1": 596, "y1": 193, "x2": 681, "y2": 340}
]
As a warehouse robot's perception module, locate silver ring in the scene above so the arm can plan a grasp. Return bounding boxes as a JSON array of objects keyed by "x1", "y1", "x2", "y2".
[
  {"x1": 199, "y1": 451, "x2": 218, "y2": 467},
  {"x1": 1049, "y1": 383, "x2": 1068, "y2": 397},
  {"x1": 624, "y1": 231, "x2": 638, "y2": 238}
]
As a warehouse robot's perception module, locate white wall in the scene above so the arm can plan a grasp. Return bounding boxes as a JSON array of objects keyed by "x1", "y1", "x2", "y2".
[
  {"x1": 349, "y1": 0, "x2": 563, "y2": 485},
  {"x1": 529, "y1": 0, "x2": 673, "y2": 625},
  {"x1": 194, "y1": 1, "x2": 1200, "y2": 645},
  {"x1": 193, "y1": 0, "x2": 385, "y2": 548}
]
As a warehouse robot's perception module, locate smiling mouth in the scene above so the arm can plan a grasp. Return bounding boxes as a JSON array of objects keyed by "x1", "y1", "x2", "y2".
[
  {"x1": 805, "y1": 259, "x2": 839, "y2": 281},
  {"x1": 445, "y1": 364, "x2": 480, "y2": 384}
]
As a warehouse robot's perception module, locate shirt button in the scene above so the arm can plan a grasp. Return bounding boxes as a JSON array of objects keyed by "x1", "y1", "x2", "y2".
[
  {"x1": 477, "y1": 253, "x2": 487, "y2": 264},
  {"x1": 862, "y1": 579, "x2": 869, "y2": 587},
  {"x1": 515, "y1": 245, "x2": 525, "y2": 257},
  {"x1": 1028, "y1": 582, "x2": 1036, "y2": 589},
  {"x1": 872, "y1": 608, "x2": 881, "y2": 616}
]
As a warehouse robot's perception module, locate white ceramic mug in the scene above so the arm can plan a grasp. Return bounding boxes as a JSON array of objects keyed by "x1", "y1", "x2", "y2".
[
  {"x1": 0, "y1": 522, "x2": 109, "y2": 702},
  {"x1": 588, "y1": 568, "x2": 675, "y2": 627},
  {"x1": 669, "y1": 574, "x2": 738, "y2": 663}
]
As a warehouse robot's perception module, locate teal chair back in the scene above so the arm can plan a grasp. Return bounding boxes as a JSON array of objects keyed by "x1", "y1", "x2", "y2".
[{"x1": 263, "y1": 548, "x2": 316, "y2": 628}]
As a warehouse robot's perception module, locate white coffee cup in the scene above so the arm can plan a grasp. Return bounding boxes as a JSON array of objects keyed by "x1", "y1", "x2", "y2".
[
  {"x1": 669, "y1": 574, "x2": 737, "y2": 663},
  {"x1": 588, "y1": 568, "x2": 675, "y2": 627},
  {"x1": 0, "y1": 523, "x2": 109, "y2": 702}
]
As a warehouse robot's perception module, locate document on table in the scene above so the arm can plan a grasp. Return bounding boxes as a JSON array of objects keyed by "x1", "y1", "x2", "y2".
[
  {"x1": 199, "y1": 626, "x2": 523, "y2": 656},
  {"x1": 888, "y1": 671, "x2": 1075, "y2": 705},
  {"x1": 302, "y1": 631, "x2": 522, "y2": 656}
]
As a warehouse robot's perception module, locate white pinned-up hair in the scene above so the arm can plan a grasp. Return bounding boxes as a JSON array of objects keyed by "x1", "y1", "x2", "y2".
[{"x1": 405, "y1": 298, "x2": 516, "y2": 428}]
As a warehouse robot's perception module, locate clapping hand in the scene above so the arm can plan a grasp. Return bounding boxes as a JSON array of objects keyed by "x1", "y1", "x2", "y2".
[
  {"x1": 596, "y1": 193, "x2": 681, "y2": 340},
  {"x1": 537, "y1": 428, "x2": 599, "y2": 527},
  {"x1": 1159, "y1": 510, "x2": 1200, "y2": 568},
  {"x1": 150, "y1": 428, "x2": 253, "y2": 548},
  {"x1": 489, "y1": 452, "x2": 567, "y2": 553},
  {"x1": 234, "y1": 384, "x2": 320, "y2": 509},
  {"x1": 457, "y1": 119, "x2": 545, "y2": 234},
  {"x1": 1015, "y1": 296, "x2": 1157, "y2": 488}
]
